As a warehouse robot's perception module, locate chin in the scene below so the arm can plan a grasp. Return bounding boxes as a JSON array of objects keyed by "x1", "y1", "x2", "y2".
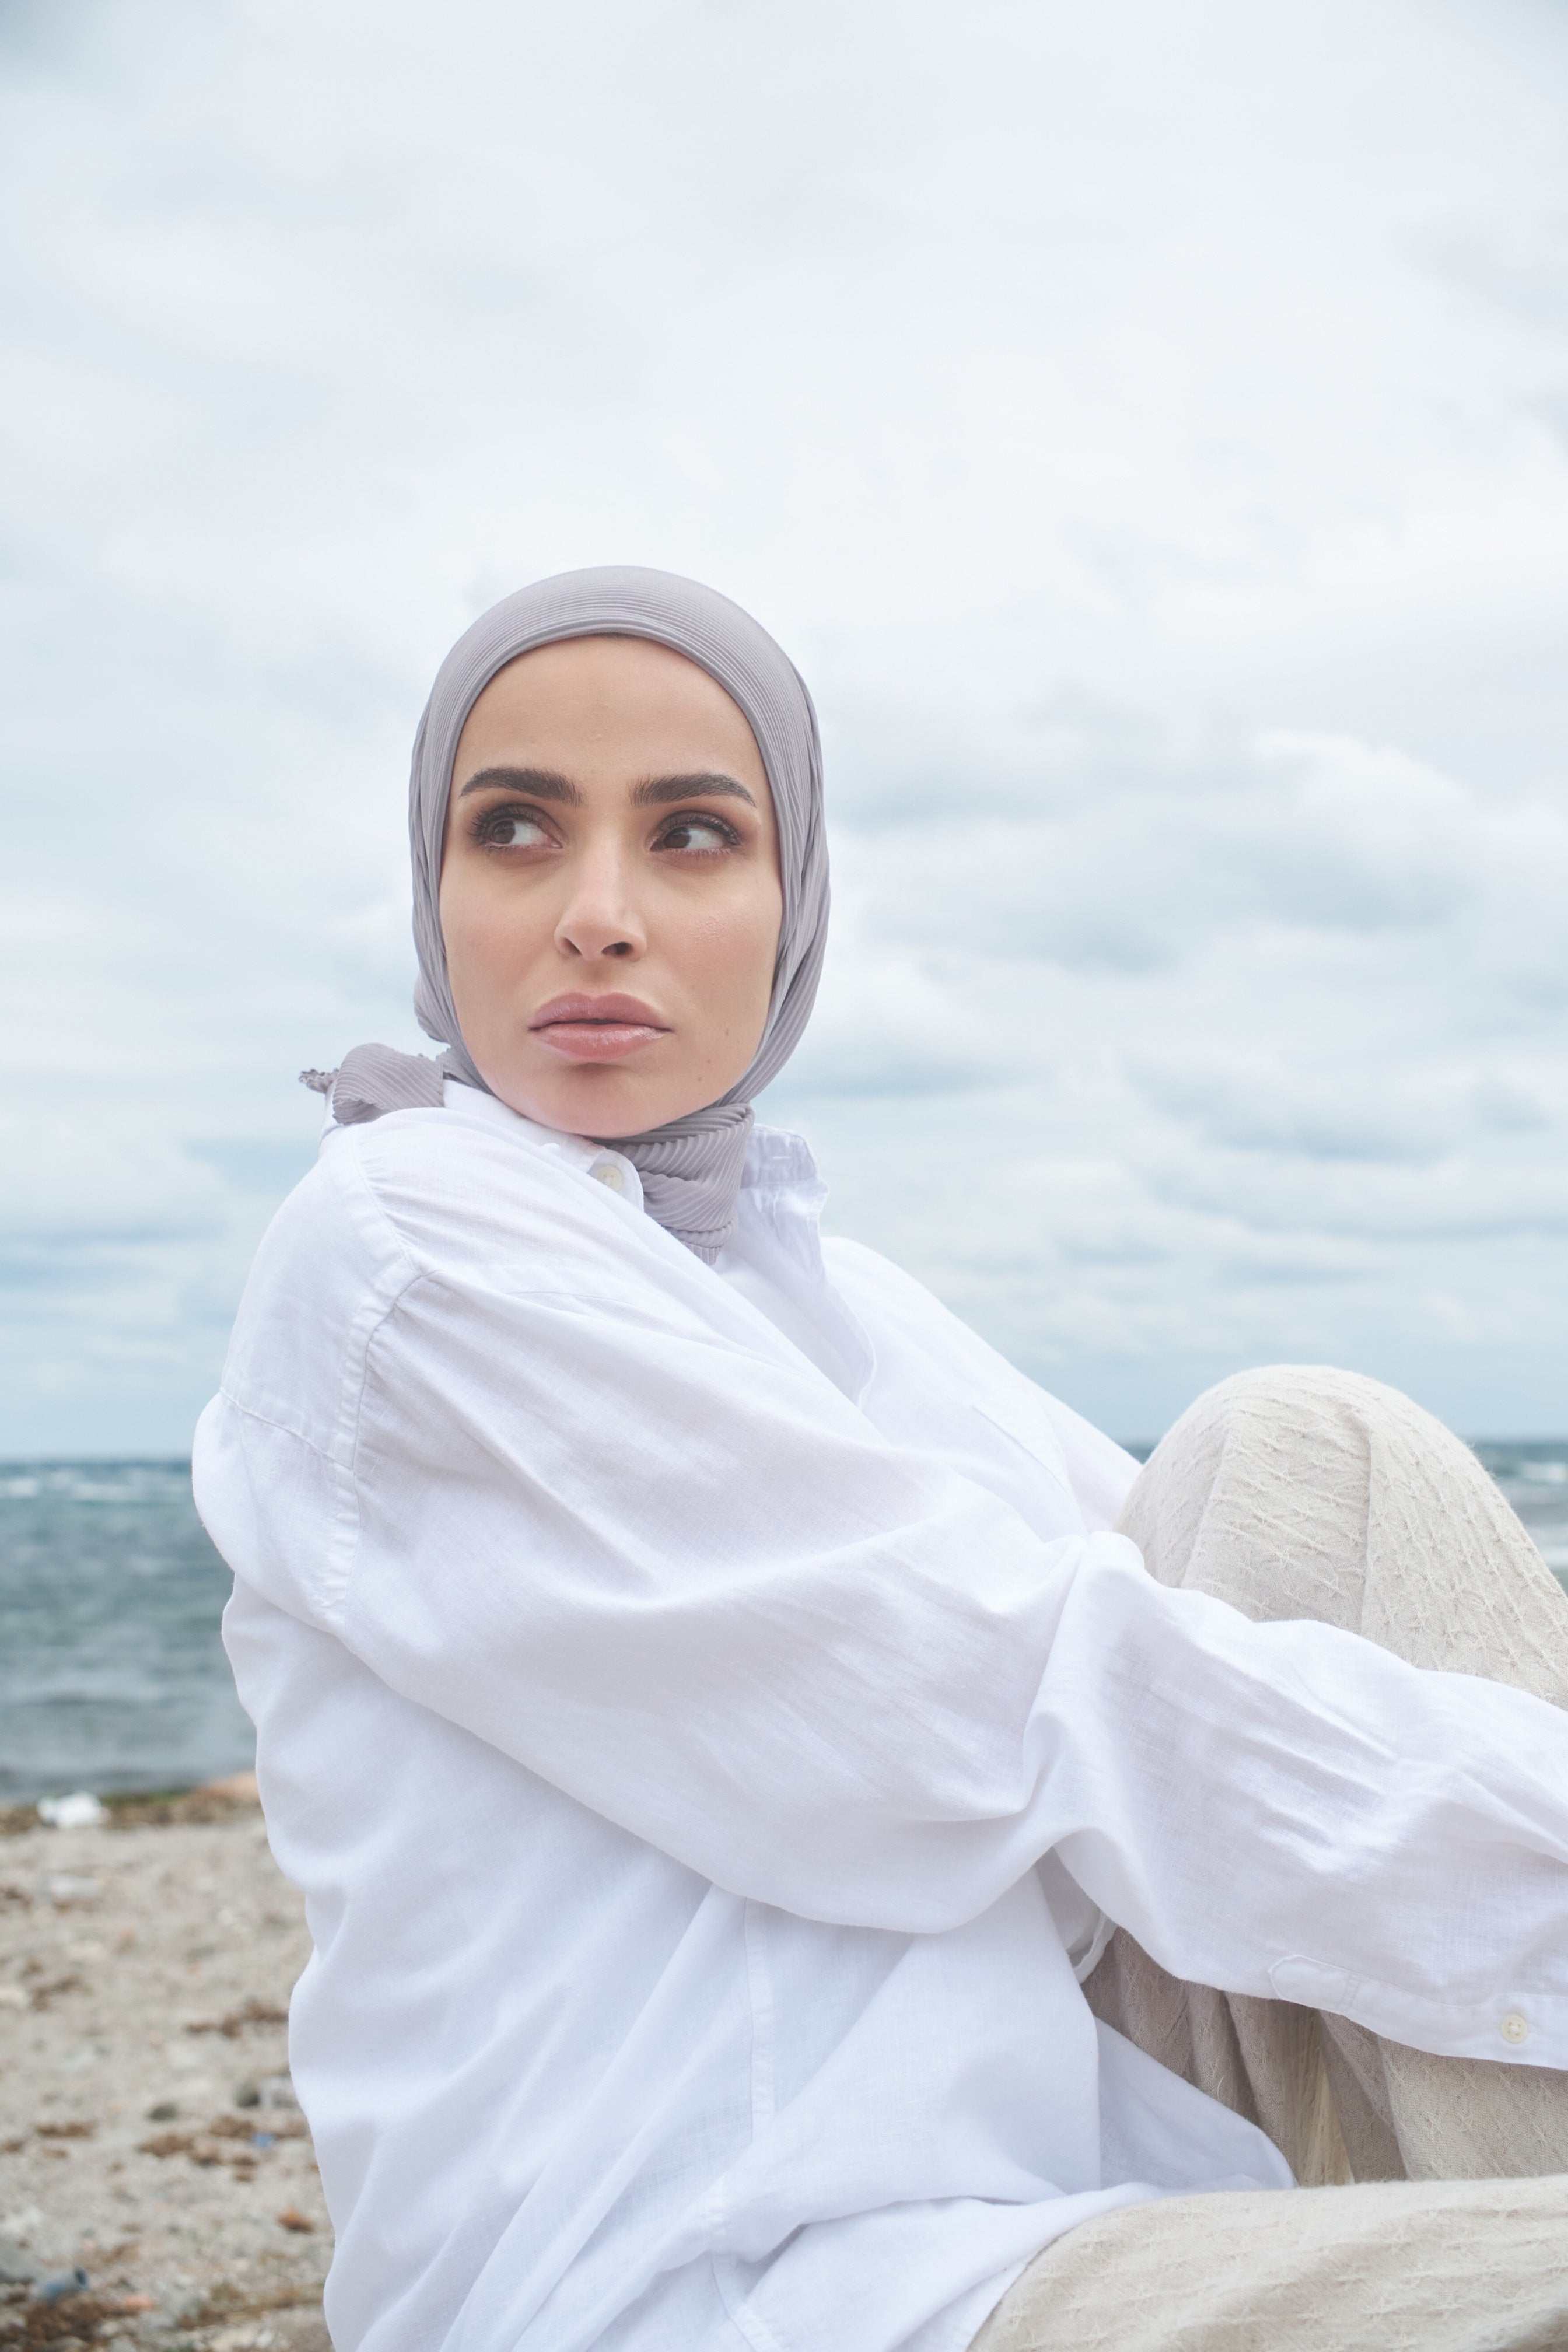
[
  {"x1": 488, "y1": 1066, "x2": 650, "y2": 1140},
  {"x1": 484, "y1": 1046, "x2": 730, "y2": 1140}
]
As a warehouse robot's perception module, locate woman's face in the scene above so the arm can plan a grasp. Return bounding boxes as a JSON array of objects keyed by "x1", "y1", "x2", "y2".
[{"x1": 439, "y1": 634, "x2": 783, "y2": 1139}]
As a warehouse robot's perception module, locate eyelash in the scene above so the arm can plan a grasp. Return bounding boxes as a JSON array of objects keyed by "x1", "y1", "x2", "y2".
[
  {"x1": 468, "y1": 804, "x2": 549, "y2": 850},
  {"x1": 656, "y1": 812, "x2": 741, "y2": 853},
  {"x1": 468, "y1": 804, "x2": 742, "y2": 855}
]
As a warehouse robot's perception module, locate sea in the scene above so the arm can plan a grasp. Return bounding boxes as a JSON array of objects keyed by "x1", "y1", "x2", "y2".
[{"x1": 1, "y1": 1445, "x2": 1566, "y2": 1805}]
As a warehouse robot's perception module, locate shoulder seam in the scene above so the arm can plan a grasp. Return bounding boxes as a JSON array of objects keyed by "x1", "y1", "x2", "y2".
[
  {"x1": 329, "y1": 1128, "x2": 427, "y2": 1284},
  {"x1": 229, "y1": 1189, "x2": 428, "y2": 1622}
]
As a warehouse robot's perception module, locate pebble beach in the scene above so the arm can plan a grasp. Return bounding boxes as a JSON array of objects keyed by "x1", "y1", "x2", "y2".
[{"x1": 0, "y1": 1782, "x2": 330, "y2": 2351}]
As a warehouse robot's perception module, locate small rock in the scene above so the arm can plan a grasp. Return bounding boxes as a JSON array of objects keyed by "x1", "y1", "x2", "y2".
[
  {"x1": 275, "y1": 2206, "x2": 314, "y2": 2234},
  {"x1": 0, "y1": 2232, "x2": 45, "y2": 2284},
  {"x1": 37, "y1": 1793, "x2": 108, "y2": 1831},
  {"x1": 38, "y1": 1874, "x2": 100, "y2": 1907},
  {"x1": 146, "y1": 2101, "x2": 179, "y2": 2122}
]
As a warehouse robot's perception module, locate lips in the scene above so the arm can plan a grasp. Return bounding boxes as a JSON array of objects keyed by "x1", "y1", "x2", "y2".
[{"x1": 528, "y1": 992, "x2": 671, "y2": 1064}]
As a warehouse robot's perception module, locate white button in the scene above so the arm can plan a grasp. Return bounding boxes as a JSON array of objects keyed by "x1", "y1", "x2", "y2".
[
  {"x1": 1499, "y1": 2011, "x2": 1530, "y2": 2046},
  {"x1": 591, "y1": 1160, "x2": 625, "y2": 1192}
]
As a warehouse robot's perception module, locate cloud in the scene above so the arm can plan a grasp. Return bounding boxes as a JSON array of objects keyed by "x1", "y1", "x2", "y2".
[
  {"x1": 3, "y1": 0, "x2": 1568, "y2": 1447},
  {"x1": 0, "y1": 1114, "x2": 228, "y2": 1247}
]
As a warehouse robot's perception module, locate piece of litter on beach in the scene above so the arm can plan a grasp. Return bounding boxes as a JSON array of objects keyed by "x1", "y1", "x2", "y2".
[
  {"x1": 37, "y1": 2264, "x2": 92, "y2": 2298},
  {"x1": 37, "y1": 1793, "x2": 108, "y2": 1831}
]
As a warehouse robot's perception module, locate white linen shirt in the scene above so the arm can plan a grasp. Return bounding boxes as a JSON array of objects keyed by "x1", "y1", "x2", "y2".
[{"x1": 193, "y1": 1082, "x2": 1568, "y2": 2352}]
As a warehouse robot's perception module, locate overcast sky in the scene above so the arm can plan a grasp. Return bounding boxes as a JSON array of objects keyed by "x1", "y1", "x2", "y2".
[{"x1": 4, "y1": 0, "x2": 1567, "y2": 1452}]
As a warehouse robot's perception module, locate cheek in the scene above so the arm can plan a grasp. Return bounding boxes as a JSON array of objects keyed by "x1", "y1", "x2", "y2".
[
  {"x1": 436, "y1": 880, "x2": 482, "y2": 1000},
  {"x1": 440, "y1": 873, "x2": 537, "y2": 993},
  {"x1": 681, "y1": 887, "x2": 782, "y2": 1024}
]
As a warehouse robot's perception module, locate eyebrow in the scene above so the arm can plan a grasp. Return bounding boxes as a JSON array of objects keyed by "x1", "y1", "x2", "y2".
[
  {"x1": 456, "y1": 765, "x2": 758, "y2": 811},
  {"x1": 457, "y1": 766, "x2": 581, "y2": 804},
  {"x1": 632, "y1": 771, "x2": 758, "y2": 810}
]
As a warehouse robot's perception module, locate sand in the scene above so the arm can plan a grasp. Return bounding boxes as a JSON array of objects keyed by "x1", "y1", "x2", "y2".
[{"x1": 0, "y1": 1786, "x2": 331, "y2": 2350}]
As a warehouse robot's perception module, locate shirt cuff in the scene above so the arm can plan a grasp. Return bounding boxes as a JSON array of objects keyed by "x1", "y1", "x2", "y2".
[{"x1": 1269, "y1": 1956, "x2": 1566, "y2": 2068}]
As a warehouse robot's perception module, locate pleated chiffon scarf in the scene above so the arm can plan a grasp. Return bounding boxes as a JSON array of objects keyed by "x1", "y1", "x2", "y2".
[{"x1": 304, "y1": 567, "x2": 831, "y2": 1261}]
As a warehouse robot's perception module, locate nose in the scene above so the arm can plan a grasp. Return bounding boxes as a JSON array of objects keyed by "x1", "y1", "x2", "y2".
[{"x1": 553, "y1": 841, "x2": 646, "y2": 964}]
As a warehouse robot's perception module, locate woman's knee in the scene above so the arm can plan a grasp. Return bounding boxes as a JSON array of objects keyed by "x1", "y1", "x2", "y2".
[
  {"x1": 1181, "y1": 1362, "x2": 1414, "y2": 1437},
  {"x1": 1120, "y1": 1364, "x2": 1412, "y2": 1613},
  {"x1": 1151, "y1": 1366, "x2": 1464, "y2": 1500}
]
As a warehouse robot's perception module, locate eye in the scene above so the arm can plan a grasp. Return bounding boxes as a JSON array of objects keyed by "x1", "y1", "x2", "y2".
[
  {"x1": 472, "y1": 804, "x2": 555, "y2": 851},
  {"x1": 656, "y1": 813, "x2": 740, "y2": 854}
]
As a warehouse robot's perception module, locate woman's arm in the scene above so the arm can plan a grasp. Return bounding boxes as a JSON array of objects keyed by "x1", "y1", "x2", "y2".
[{"x1": 196, "y1": 1123, "x2": 1568, "y2": 2068}]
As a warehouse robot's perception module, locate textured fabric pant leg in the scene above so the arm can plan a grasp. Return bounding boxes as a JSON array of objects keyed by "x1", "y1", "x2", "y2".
[
  {"x1": 969, "y1": 2176, "x2": 1568, "y2": 2352},
  {"x1": 1078, "y1": 1364, "x2": 1568, "y2": 2188},
  {"x1": 968, "y1": 1368, "x2": 1568, "y2": 2352}
]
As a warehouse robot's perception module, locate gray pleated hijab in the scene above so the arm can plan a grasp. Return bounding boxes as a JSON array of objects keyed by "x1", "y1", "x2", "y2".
[{"x1": 304, "y1": 566, "x2": 830, "y2": 1262}]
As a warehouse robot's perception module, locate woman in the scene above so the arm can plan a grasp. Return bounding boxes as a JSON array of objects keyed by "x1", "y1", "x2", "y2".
[{"x1": 194, "y1": 568, "x2": 1568, "y2": 2352}]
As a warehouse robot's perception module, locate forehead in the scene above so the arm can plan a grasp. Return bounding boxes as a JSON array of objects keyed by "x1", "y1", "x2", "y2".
[{"x1": 455, "y1": 635, "x2": 768, "y2": 781}]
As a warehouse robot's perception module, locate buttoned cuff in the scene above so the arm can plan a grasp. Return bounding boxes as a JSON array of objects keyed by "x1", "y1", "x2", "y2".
[{"x1": 1269, "y1": 1955, "x2": 1566, "y2": 2068}]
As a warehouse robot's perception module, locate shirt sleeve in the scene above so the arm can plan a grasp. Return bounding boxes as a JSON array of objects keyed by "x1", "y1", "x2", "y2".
[{"x1": 195, "y1": 1132, "x2": 1568, "y2": 2073}]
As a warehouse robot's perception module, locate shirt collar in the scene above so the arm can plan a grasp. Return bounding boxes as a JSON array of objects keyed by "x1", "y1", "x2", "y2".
[
  {"x1": 440, "y1": 1082, "x2": 835, "y2": 1234},
  {"x1": 439, "y1": 1080, "x2": 873, "y2": 1395},
  {"x1": 439, "y1": 1078, "x2": 648, "y2": 1211}
]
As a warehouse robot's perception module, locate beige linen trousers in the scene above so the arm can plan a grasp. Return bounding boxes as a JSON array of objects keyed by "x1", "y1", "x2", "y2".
[{"x1": 972, "y1": 1367, "x2": 1568, "y2": 2352}]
